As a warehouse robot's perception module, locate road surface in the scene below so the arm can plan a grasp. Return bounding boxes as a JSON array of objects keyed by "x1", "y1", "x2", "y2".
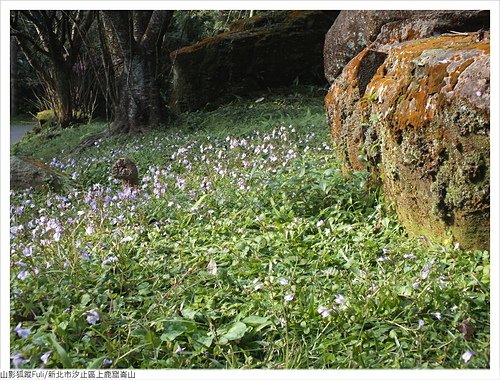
[{"x1": 11, "y1": 123, "x2": 36, "y2": 145}]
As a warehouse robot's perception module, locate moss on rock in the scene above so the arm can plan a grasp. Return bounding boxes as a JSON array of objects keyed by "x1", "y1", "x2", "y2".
[
  {"x1": 326, "y1": 32, "x2": 490, "y2": 250},
  {"x1": 36, "y1": 110, "x2": 55, "y2": 129}
]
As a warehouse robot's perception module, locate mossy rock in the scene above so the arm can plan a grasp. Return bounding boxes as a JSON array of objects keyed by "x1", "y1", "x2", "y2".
[
  {"x1": 35, "y1": 110, "x2": 56, "y2": 129},
  {"x1": 169, "y1": 11, "x2": 339, "y2": 112},
  {"x1": 10, "y1": 155, "x2": 72, "y2": 193},
  {"x1": 326, "y1": 29, "x2": 490, "y2": 251}
]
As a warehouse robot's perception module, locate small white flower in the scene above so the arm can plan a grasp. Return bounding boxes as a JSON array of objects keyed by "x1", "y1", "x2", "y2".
[
  {"x1": 207, "y1": 260, "x2": 218, "y2": 275},
  {"x1": 438, "y1": 276, "x2": 447, "y2": 289},
  {"x1": 103, "y1": 256, "x2": 118, "y2": 265},
  {"x1": 403, "y1": 254, "x2": 416, "y2": 259},
  {"x1": 335, "y1": 295, "x2": 345, "y2": 305},
  {"x1": 40, "y1": 351, "x2": 52, "y2": 364},
  {"x1": 254, "y1": 283, "x2": 264, "y2": 291},
  {"x1": 453, "y1": 242, "x2": 460, "y2": 250},
  {"x1": 317, "y1": 306, "x2": 332, "y2": 318},
  {"x1": 432, "y1": 312, "x2": 441, "y2": 320},
  {"x1": 421, "y1": 263, "x2": 432, "y2": 279},
  {"x1": 85, "y1": 225, "x2": 94, "y2": 235},
  {"x1": 418, "y1": 319, "x2": 425, "y2": 328},
  {"x1": 175, "y1": 344, "x2": 186, "y2": 354},
  {"x1": 279, "y1": 278, "x2": 289, "y2": 285},
  {"x1": 412, "y1": 281, "x2": 420, "y2": 289},
  {"x1": 377, "y1": 256, "x2": 389, "y2": 262},
  {"x1": 462, "y1": 350, "x2": 475, "y2": 363},
  {"x1": 316, "y1": 220, "x2": 325, "y2": 227},
  {"x1": 119, "y1": 236, "x2": 133, "y2": 243},
  {"x1": 451, "y1": 305, "x2": 458, "y2": 312},
  {"x1": 102, "y1": 359, "x2": 113, "y2": 365},
  {"x1": 284, "y1": 293, "x2": 295, "y2": 301},
  {"x1": 84, "y1": 309, "x2": 100, "y2": 325}
]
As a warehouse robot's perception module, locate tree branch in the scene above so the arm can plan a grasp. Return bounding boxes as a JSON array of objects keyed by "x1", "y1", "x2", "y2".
[
  {"x1": 140, "y1": 10, "x2": 172, "y2": 52},
  {"x1": 132, "y1": 11, "x2": 153, "y2": 43},
  {"x1": 10, "y1": 29, "x2": 51, "y2": 58}
]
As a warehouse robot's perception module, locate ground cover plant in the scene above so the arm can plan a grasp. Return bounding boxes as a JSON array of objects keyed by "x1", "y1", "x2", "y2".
[{"x1": 10, "y1": 91, "x2": 490, "y2": 369}]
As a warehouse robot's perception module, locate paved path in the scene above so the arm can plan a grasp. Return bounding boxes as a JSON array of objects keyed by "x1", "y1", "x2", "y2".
[{"x1": 11, "y1": 123, "x2": 36, "y2": 145}]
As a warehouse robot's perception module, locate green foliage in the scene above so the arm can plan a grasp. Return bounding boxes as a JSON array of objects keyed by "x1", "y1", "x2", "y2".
[
  {"x1": 169, "y1": 10, "x2": 279, "y2": 48},
  {"x1": 11, "y1": 121, "x2": 109, "y2": 162},
  {"x1": 10, "y1": 91, "x2": 489, "y2": 369}
]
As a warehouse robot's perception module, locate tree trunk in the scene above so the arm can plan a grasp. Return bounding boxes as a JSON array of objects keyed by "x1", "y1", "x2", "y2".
[
  {"x1": 11, "y1": 10, "x2": 95, "y2": 128},
  {"x1": 100, "y1": 11, "x2": 173, "y2": 134},
  {"x1": 112, "y1": 52, "x2": 164, "y2": 133},
  {"x1": 53, "y1": 62, "x2": 73, "y2": 128},
  {"x1": 10, "y1": 36, "x2": 18, "y2": 116}
]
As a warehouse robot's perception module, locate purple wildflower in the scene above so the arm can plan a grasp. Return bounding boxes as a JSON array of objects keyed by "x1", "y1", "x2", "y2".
[
  {"x1": 83, "y1": 309, "x2": 100, "y2": 325},
  {"x1": 40, "y1": 351, "x2": 52, "y2": 364},
  {"x1": 14, "y1": 323, "x2": 32, "y2": 339},
  {"x1": 11, "y1": 353, "x2": 30, "y2": 368},
  {"x1": 462, "y1": 350, "x2": 475, "y2": 363}
]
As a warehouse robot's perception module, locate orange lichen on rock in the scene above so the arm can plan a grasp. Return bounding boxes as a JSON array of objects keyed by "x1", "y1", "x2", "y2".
[{"x1": 325, "y1": 32, "x2": 490, "y2": 250}]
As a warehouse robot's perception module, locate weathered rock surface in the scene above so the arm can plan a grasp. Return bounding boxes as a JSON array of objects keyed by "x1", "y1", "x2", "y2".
[
  {"x1": 111, "y1": 157, "x2": 139, "y2": 188},
  {"x1": 170, "y1": 11, "x2": 339, "y2": 112},
  {"x1": 324, "y1": 10, "x2": 489, "y2": 83},
  {"x1": 325, "y1": 33, "x2": 490, "y2": 250},
  {"x1": 11, "y1": 156, "x2": 69, "y2": 192}
]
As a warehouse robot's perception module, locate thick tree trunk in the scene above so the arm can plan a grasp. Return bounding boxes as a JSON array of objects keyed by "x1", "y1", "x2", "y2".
[
  {"x1": 100, "y1": 10, "x2": 173, "y2": 134},
  {"x1": 10, "y1": 36, "x2": 18, "y2": 116},
  {"x1": 53, "y1": 63, "x2": 73, "y2": 128},
  {"x1": 112, "y1": 53, "x2": 164, "y2": 133}
]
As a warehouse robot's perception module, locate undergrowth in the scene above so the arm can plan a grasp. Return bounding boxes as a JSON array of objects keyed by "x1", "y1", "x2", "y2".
[{"x1": 10, "y1": 91, "x2": 489, "y2": 369}]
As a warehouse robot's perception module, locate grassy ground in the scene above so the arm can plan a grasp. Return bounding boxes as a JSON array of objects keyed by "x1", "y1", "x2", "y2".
[{"x1": 10, "y1": 90, "x2": 489, "y2": 369}]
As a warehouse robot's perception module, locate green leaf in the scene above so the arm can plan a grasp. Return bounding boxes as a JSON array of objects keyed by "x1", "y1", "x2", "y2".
[
  {"x1": 319, "y1": 181, "x2": 328, "y2": 193},
  {"x1": 192, "y1": 194, "x2": 209, "y2": 210},
  {"x1": 221, "y1": 322, "x2": 247, "y2": 341},
  {"x1": 298, "y1": 166, "x2": 306, "y2": 177},
  {"x1": 57, "y1": 320, "x2": 69, "y2": 331},
  {"x1": 181, "y1": 308, "x2": 197, "y2": 319},
  {"x1": 88, "y1": 356, "x2": 107, "y2": 369},
  {"x1": 242, "y1": 316, "x2": 269, "y2": 326},
  {"x1": 48, "y1": 334, "x2": 72, "y2": 369},
  {"x1": 80, "y1": 293, "x2": 91, "y2": 306},
  {"x1": 130, "y1": 327, "x2": 148, "y2": 338},
  {"x1": 161, "y1": 320, "x2": 195, "y2": 341},
  {"x1": 192, "y1": 331, "x2": 213, "y2": 350}
]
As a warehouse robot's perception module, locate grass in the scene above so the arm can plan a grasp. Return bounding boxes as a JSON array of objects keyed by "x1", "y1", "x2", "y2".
[{"x1": 10, "y1": 90, "x2": 490, "y2": 369}]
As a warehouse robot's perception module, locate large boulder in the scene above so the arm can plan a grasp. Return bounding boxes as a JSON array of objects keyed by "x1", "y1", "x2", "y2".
[
  {"x1": 10, "y1": 156, "x2": 70, "y2": 192},
  {"x1": 324, "y1": 10, "x2": 489, "y2": 83},
  {"x1": 325, "y1": 32, "x2": 490, "y2": 251},
  {"x1": 169, "y1": 11, "x2": 339, "y2": 112}
]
